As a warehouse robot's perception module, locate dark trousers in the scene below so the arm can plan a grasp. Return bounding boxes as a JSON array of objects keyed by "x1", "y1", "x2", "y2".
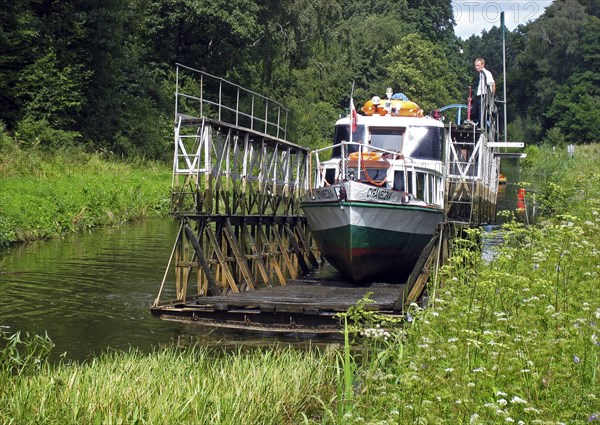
[{"x1": 470, "y1": 95, "x2": 482, "y2": 123}]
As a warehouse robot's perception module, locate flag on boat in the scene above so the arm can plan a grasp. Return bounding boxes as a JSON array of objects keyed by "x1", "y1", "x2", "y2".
[{"x1": 350, "y1": 98, "x2": 358, "y2": 133}]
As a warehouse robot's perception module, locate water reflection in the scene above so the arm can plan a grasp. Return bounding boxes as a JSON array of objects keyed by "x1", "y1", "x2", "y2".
[{"x1": 0, "y1": 220, "x2": 336, "y2": 362}]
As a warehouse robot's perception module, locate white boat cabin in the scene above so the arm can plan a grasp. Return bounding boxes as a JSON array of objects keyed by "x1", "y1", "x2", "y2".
[{"x1": 311, "y1": 113, "x2": 447, "y2": 209}]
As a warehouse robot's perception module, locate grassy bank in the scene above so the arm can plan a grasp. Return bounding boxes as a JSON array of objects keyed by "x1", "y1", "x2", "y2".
[
  {"x1": 0, "y1": 340, "x2": 337, "y2": 424},
  {"x1": 0, "y1": 144, "x2": 171, "y2": 246},
  {"x1": 1, "y1": 145, "x2": 598, "y2": 424},
  {"x1": 338, "y1": 144, "x2": 600, "y2": 424}
]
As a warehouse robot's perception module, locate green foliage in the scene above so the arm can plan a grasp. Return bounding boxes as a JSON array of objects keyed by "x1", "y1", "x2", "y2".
[
  {"x1": 506, "y1": 0, "x2": 598, "y2": 144},
  {"x1": 545, "y1": 73, "x2": 600, "y2": 144},
  {"x1": 506, "y1": 116, "x2": 541, "y2": 145},
  {"x1": 0, "y1": 121, "x2": 15, "y2": 152},
  {"x1": 0, "y1": 332, "x2": 54, "y2": 377},
  {"x1": 0, "y1": 145, "x2": 171, "y2": 246},
  {"x1": 406, "y1": 0, "x2": 456, "y2": 41},
  {"x1": 14, "y1": 49, "x2": 89, "y2": 127},
  {"x1": 15, "y1": 117, "x2": 81, "y2": 149},
  {"x1": 542, "y1": 127, "x2": 567, "y2": 149},
  {"x1": 286, "y1": 98, "x2": 339, "y2": 151},
  {"x1": 1, "y1": 0, "x2": 598, "y2": 154},
  {"x1": 385, "y1": 33, "x2": 462, "y2": 111}
]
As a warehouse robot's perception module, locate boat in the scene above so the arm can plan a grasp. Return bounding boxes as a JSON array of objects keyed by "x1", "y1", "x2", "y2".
[
  {"x1": 301, "y1": 92, "x2": 447, "y2": 283},
  {"x1": 498, "y1": 173, "x2": 507, "y2": 184}
]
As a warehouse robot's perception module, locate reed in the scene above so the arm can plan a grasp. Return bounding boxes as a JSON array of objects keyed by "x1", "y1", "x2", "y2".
[{"x1": 0, "y1": 345, "x2": 337, "y2": 424}]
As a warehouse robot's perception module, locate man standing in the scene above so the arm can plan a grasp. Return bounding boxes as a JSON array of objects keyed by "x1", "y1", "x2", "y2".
[{"x1": 469, "y1": 58, "x2": 495, "y2": 125}]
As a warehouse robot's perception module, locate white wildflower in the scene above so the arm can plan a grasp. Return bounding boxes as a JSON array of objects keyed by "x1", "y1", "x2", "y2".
[{"x1": 511, "y1": 396, "x2": 528, "y2": 404}]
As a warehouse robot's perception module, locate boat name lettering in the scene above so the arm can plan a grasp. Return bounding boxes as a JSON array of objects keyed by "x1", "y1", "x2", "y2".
[
  {"x1": 367, "y1": 188, "x2": 392, "y2": 200},
  {"x1": 315, "y1": 188, "x2": 336, "y2": 200}
]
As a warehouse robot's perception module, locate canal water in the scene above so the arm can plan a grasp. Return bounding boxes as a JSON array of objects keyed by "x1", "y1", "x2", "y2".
[
  {"x1": 0, "y1": 220, "x2": 327, "y2": 362},
  {"x1": 0, "y1": 159, "x2": 524, "y2": 362}
]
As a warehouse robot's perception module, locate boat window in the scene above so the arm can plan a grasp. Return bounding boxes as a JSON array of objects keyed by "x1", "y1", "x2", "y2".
[
  {"x1": 393, "y1": 171, "x2": 405, "y2": 191},
  {"x1": 369, "y1": 127, "x2": 405, "y2": 152},
  {"x1": 325, "y1": 168, "x2": 336, "y2": 185},
  {"x1": 403, "y1": 126, "x2": 444, "y2": 160},
  {"x1": 332, "y1": 125, "x2": 366, "y2": 157},
  {"x1": 428, "y1": 174, "x2": 435, "y2": 203},
  {"x1": 416, "y1": 172, "x2": 426, "y2": 200},
  {"x1": 406, "y1": 171, "x2": 413, "y2": 194}
]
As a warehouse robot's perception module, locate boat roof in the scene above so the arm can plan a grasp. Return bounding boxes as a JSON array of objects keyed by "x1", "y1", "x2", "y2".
[{"x1": 336, "y1": 114, "x2": 444, "y2": 128}]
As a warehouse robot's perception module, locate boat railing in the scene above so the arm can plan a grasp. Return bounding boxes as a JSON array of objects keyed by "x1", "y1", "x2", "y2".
[
  {"x1": 310, "y1": 141, "x2": 415, "y2": 188},
  {"x1": 175, "y1": 63, "x2": 289, "y2": 140}
]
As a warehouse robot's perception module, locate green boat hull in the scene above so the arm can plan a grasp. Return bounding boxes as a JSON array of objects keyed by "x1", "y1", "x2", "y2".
[{"x1": 309, "y1": 223, "x2": 435, "y2": 282}]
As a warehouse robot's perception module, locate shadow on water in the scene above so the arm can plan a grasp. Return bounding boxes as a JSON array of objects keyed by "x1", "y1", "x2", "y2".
[{"x1": 0, "y1": 220, "x2": 337, "y2": 362}]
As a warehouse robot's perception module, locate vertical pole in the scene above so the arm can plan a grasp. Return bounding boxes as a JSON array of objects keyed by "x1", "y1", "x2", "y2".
[
  {"x1": 218, "y1": 80, "x2": 222, "y2": 122},
  {"x1": 175, "y1": 65, "x2": 180, "y2": 119},
  {"x1": 276, "y1": 107, "x2": 281, "y2": 139},
  {"x1": 236, "y1": 87, "x2": 240, "y2": 127},
  {"x1": 251, "y1": 95, "x2": 255, "y2": 132},
  {"x1": 501, "y1": 12, "x2": 508, "y2": 144},
  {"x1": 264, "y1": 99, "x2": 269, "y2": 135}
]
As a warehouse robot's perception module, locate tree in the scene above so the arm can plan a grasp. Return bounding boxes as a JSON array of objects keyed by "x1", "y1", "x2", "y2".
[
  {"x1": 509, "y1": 0, "x2": 594, "y2": 142},
  {"x1": 385, "y1": 33, "x2": 461, "y2": 112}
]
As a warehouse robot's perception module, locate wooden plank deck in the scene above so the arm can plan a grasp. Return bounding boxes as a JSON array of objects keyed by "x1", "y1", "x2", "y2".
[{"x1": 151, "y1": 278, "x2": 408, "y2": 333}]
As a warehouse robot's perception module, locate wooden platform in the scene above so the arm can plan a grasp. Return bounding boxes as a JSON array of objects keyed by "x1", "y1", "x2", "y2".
[{"x1": 151, "y1": 278, "x2": 408, "y2": 333}]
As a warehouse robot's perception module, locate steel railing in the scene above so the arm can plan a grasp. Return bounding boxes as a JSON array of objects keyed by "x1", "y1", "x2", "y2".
[{"x1": 175, "y1": 63, "x2": 288, "y2": 140}]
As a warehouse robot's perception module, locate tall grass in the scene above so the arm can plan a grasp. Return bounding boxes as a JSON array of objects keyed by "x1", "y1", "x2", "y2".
[
  {"x1": 0, "y1": 344, "x2": 337, "y2": 424},
  {"x1": 0, "y1": 144, "x2": 171, "y2": 246},
  {"x1": 336, "y1": 144, "x2": 600, "y2": 424}
]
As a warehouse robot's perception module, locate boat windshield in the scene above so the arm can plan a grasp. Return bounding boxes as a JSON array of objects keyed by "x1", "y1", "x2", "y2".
[
  {"x1": 403, "y1": 126, "x2": 444, "y2": 160},
  {"x1": 332, "y1": 125, "x2": 366, "y2": 157},
  {"x1": 332, "y1": 124, "x2": 443, "y2": 160}
]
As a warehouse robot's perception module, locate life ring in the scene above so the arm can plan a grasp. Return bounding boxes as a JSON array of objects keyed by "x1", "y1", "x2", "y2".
[
  {"x1": 349, "y1": 151, "x2": 382, "y2": 161},
  {"x1": 362, "y1": 97, "x2": 423, "y2": 117},
  {"x1": 361, "y1": 99, "x2": 384, "y2": 116},
  {"x1": 389, "y1": 100, "x2": 423, "y2": 117}
]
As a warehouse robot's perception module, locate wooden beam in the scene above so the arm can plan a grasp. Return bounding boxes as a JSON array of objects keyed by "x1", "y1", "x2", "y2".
[
  {"x1": 184, "y1": 224, "x2": 220, "y2": 296},
  {"x1": 393, "y1": 226, "x2": 441, "y2": 310}
]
